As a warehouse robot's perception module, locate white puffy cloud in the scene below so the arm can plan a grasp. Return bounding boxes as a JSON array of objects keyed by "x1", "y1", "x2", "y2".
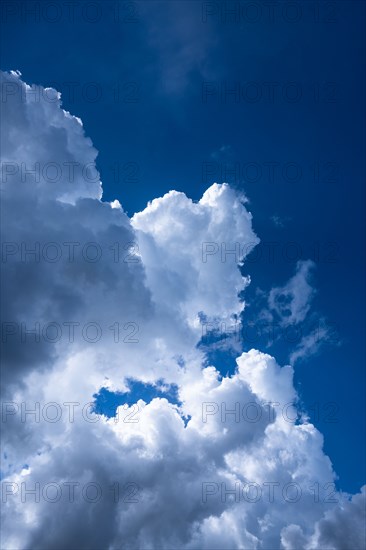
[
  {"x1": 132, "y1": 183, "x2": 258, "y2": 326},
  {"x1": 1, "y1": 71, "x2": 364, "y2": 550}
]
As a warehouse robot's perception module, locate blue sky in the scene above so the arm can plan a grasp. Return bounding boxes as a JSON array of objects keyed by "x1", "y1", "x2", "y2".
[{"x1": 1, "y1": 1, "x2": 365, "y2": 540}]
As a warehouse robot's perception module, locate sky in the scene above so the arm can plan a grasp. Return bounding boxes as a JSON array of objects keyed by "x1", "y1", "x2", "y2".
[{"x1": 0, "y1": 1, "x2": 365, "y2": 549}]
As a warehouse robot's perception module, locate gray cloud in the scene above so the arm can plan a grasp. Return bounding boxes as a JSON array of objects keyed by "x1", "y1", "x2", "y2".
[{"x1": 1, "y1": 71, "x2": 364, "y2": 550}]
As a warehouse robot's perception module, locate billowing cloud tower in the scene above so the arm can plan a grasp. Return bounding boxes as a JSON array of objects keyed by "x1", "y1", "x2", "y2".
[{"x1": 1, "y1": 71, "x2": 364, "y2": 550}]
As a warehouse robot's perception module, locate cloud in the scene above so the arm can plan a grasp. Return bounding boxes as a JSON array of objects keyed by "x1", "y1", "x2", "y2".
[
  {"x1": 132, "y1": 183, "x2": 258, "y2": 325},
  {"x1": 138, "y1": 2, "x2": 218, "y2": 96},
  {"x1": 1, "y1": 71, "x2": 364, "y2": 549},
  {"x1": 281, "y1": 486, "x2": 366, "y2": 549},
  {"x1": 243, "y1": 261, "x2": 336, "y2": 364},
  {"x1": 270, "y1": 214, "x2": 291, "y2": 228},
  {"x1": 268, "y1": 260, "x2": 316, "y2": 326},
  {"x1": 289, "y1": 319, "x2": 340, "y2": 365},
  {"x1": 210, "y1": 145, "x2": 234, "y2": 162}
]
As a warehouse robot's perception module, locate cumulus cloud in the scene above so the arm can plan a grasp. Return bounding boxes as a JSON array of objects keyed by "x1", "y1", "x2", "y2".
[
  {"x1": 281, "y1": 487, "x2": 366, "y2": 549},
  {"x1": 132, "y1": 183, "x2": 258, "y2": 325},
  {"x1": 1, "y1": 71, "x2": 364, "y2": 550}
]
